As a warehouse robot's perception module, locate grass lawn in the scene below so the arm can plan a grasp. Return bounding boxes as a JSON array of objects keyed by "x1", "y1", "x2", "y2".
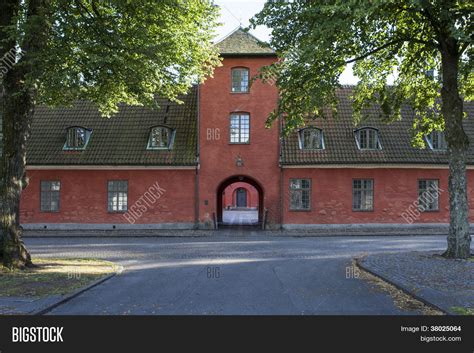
[
  {"x1": 0, "y1": 258, "x2": 118, "y2": 297},
  {"x1": 450, "y1": 306, "x2": 474, "y2": 315}
]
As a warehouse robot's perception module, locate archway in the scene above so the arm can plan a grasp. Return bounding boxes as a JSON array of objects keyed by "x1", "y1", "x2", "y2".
[{"x1": 217, "y1": 175, "x2": 263, "y2": 226}]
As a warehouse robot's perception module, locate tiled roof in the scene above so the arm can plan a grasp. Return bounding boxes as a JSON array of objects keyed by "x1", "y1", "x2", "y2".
[
  {"x1": 27, "y1": 86, "x2": 198, "y2": 166},
  {"x1": 281, "y1": 86, "x2": 474, "y2": 165},
  {"x1": 216, "y1": 27, "x2": 275, "y2": 56}
]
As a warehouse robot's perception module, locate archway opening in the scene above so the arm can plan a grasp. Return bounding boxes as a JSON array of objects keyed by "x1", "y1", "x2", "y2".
[{"x1": 217, "y1": 176, "x2": 263, "y2": 226}]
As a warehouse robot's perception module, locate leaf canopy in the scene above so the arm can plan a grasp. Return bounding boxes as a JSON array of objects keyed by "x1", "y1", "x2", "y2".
[
  {"x1": 7, "y1": 0, "x2": 221, "y2": 115},
  {"x1": 251, "y1": 0, "x2": 473, "y2": 144}
]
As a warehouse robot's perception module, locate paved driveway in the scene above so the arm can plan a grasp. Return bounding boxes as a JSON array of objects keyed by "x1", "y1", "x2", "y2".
[{"x1": 25, "y1": 234, "x2": 449, "y2": 315}]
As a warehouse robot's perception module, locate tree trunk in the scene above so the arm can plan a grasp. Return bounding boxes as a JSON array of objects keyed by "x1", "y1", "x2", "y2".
[
  {"x1": 0, "y1": 0, "x2": 20, "y2": 265},
  {"x1": 1, "y1": 0, "x2": 49, "y2": 268},
  {"x1": 440, "y1": 37, "x2": 471, "y2": 259},
  {"x1": 1, "y1": 80, "x2": 34, "y2": 269}
]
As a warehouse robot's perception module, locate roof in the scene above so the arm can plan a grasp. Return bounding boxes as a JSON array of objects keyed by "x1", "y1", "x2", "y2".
[
  {"x1": 26, "y1": 86, "x2": 198, "y2": 166},
  {"x1": 281, "y1": 86, "x2": 474, "y2": 166},
  {"x1": 215, "y1": 27, "x2": 275, "y2": 56}
]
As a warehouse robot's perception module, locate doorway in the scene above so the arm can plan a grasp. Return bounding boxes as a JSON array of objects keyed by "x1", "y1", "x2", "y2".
[{"x1": 217, "y1": 175, "x2": 263, "y2": 226}]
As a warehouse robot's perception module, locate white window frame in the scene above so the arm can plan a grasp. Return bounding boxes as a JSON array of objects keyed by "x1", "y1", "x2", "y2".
[
  {"x1": 426, "y1": 131, "x2": 447, "y2": 151},
  {"x1": 298, "y1": 128, "x2": 325, "y2": 150},
  {"x1": 108, "y1": 180, "x2": 128, "y2": 212},
  {"x1": 229, "y1": 113, "x2": 250, "y2": 144},
  {"x1": 354, "y1": 128, "x2": 382, "y2": 150},
  {"x1": 63, "y1": 126, "x2": 92, "y2": 151},
  {"x1": 231, "y1": 67, "x2": 250, "y2": 93},
  {"x1": 147, "y1": 126, "x2": 176, "y2": 150}
]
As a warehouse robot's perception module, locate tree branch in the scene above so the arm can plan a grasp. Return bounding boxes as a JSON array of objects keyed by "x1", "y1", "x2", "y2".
[
  {"x1": 459, "y1": 41, "x2": 470, "y2": 55},
  {"x1": 345, "y1": 40, "x2": 402, "y2": 64},
  {"x1": 345, "y1": 35, "x2": 439, "y2": 64}
]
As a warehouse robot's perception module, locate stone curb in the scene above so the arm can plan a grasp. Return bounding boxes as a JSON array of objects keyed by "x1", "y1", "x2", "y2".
[
  {"x1": 23, "y1": 230, "x2": 452, "y2": 238},
  {"x1": 33, "y1": 265, "x2": 124, "y2": 315},
  {"x1": 355, "y1": 258, "x2": 450, "y2": 315}
]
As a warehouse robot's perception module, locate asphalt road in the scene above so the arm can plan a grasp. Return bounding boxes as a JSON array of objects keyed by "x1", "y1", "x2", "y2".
[{"x1": 25, "y1": 234, "x2": 449, "y2": 315}]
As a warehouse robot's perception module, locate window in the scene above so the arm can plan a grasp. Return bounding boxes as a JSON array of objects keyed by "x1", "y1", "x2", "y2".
[
  {"x1": 418, "y1": 180, "x2": 440, "y2": 211},
  {"x1": 426, "y1": 131, "x2": 447, "y2": 151},
  {"x1": 355, "y1": 128, "x2": 381, "y2": 150},
  {"x1": 299, "y1": 128, "x2": 325, "y2": 150},
  {"x1": 289, "y1": 179, "x2": 311, "y2": 211},
  {"x1": 147, "y1": 126, "x2": 175, "y2": 150},
  {"x1": 352, "y1": 179, "x2": 374, "y2": 211},
  {"x1": 230, "y1": 113, "x2": 250, "y2": 143},
  {"x1": 231, "y1": 68, "x2": 249, "y2": 93},
  {"x1": 41, "y1": 181, "x2": 60, "y2": 212},
  {"x1": 64, "y1": 127, "x2": 92, "y2": 150},
  {"x1": 108, "y1": 180, "x2": 128, "y2": 212}
]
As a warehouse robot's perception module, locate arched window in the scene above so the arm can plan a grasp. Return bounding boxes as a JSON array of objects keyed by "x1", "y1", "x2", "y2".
[
  {"x1": 354, "y1": 127, "x2": 382, "y2": 150},
  {"x1": 231, "y1": 67, "x2": 249, "y2": 93},
  {"x1": 147, "y1": 126, "x2": 175, "y2": 150},
  {"x1": 298, "y1": 127, "x2": 325, "y2": 150},
  {"x1": 426, "y1": 130, "x2": 447, "y2": 151},
  {"x1": 64, "y1": 126, "x2": 92, "y2": 150}
]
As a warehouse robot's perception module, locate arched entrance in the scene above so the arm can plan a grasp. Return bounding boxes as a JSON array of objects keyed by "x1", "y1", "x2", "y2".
[{"x1": 217, "y1": 175, "x2": 263, "y2": 226}]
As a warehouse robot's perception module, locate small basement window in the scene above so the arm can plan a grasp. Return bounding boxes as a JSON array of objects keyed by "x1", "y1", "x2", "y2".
[
  {"x1": 298, "y1": 128, "x2": 325, "y2": 150},
  {"x1": 64, "y1": 126, "x2": 92, "y2": 150},
  {"x1": 354, "y1": 127, "x2": 381, "y2": 150},
  {"x1": 147, "y1": 126, "x2": 175, "y2": 150},
  {"x1": 426, "y1": 131, "x2": 447, "y2": 151}
]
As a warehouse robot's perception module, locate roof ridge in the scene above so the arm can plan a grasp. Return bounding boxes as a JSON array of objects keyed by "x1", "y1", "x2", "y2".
[
  {"x1": 215, "y1": 27, "x2": 275, "y2": 56},
  {"x1": 214, "y1": 25, "x2": 242, "y2": 45}
]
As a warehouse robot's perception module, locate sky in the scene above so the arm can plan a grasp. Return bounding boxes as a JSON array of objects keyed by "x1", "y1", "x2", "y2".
[{"x1": 213, "y1": 0, "x2": 358, "y2": 84}]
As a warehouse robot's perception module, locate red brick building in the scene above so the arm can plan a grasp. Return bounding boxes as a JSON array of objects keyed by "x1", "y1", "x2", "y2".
[{"x1": 19, "y1": 28, "x2": 474, "y2": 232}]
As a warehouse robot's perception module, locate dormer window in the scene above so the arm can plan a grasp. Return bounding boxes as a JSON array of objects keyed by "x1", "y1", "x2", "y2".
[
  {"x1": 426, "y1": 131, "x2": 447, "y2": 151},
  {"x1": 298, "y1": 128, "x2": 325, "y2": 150},
  {"x1": 147, "y1": 126, "x2": 175, "y2": 150},
  {"x1": 354, "y1": 127, "x2": 382, "y2": 150},
  {"x1": 231, "y1": 67, "x2": 249, "y2": 93},
  {"x1": 64, "y1": 126, "x2": 92, "y2": 150}
]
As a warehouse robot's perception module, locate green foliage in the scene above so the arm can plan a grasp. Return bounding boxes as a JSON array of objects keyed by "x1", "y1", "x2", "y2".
[
  {"x1": 450, "y1": 306, "x2": 474, "y2": 315},
  {"x1": 252, "y1": 0, "x2": 473, "y2": 144},
  {"x1": 6, "y1": 0, "x2": 221, "y2": 115}
]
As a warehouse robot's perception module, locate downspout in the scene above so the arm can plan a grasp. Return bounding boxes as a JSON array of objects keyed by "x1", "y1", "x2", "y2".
[
  {"x1": 279, "y1": 111, "x2": 284, "y2": 230},
  {"x1": 194, "y1": 84, "x2": 201, "y2": 230}
]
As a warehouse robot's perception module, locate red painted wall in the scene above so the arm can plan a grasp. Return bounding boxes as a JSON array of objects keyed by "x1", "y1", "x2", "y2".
[
  {"x1": 282, "y1": 168, "x2": 474, "y2": 224},
  {"x1": 18, "y1": 55, "x2": 474, "y2": 229},
  {"x1": 198, "y1": 55, "x2": 281, "y2": 226},
  {"x1": 20, "y1": 169, "x2": 196, "y2": 224},
  {"x1": 222, "y1": 182, "x2": 259, "y2": 208}
]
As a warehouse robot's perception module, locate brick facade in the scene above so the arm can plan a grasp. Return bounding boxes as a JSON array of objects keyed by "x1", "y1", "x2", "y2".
[
  {"x1": 21, "y1": 169, "x2": 196, "y2": 228},
  {"x1": 18, "y1": 29, "x2": 474, "y2": 230},
  {"x1": 282, "y1": 168, "x2": 474, "y2": 225},
  {"x1": 198, "y1": 55, "x2": 280, "y2": 227}
]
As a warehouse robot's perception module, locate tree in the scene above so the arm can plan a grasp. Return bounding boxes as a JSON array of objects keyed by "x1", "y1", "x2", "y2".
[
  {"x1": 252, "y1": 0, "x2": 472, "y2": 258},
  {"x1": 0, "y1": 0, "x2": 220, "y2": 268}
]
